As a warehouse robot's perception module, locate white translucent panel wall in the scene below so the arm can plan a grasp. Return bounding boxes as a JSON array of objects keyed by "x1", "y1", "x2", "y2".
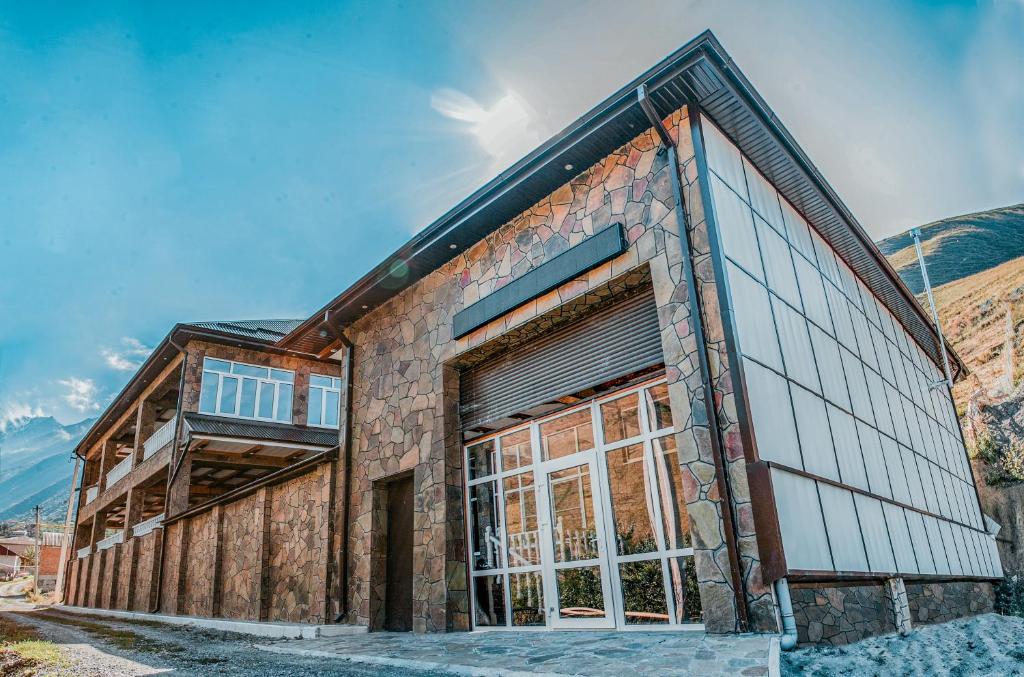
[{"x1": 700, "y1": 115, "x2": 1001, "y2": 578}]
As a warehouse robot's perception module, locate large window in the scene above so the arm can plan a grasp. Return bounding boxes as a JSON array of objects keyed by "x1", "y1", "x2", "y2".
[
  {"x1": 308, "y1": 375, "x2": 342, "y2": 428},
  {"x1": 198, "y1": 357, "x2": 293, "y2": 423},
  {"x1": 465, "y1": 379, "x2": 702, "y2": 630},
  {"x1": 702, "y1": 115, "x2": 1001, "y2": 580}
]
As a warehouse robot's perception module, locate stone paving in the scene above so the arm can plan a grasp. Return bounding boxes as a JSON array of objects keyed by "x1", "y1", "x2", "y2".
[{"x1": 256, "y1": 630, "x2": 775, "y2": 676}]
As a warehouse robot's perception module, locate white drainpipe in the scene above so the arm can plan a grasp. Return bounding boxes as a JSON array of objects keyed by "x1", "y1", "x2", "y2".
[{"x1": 774, "y1": 578, "x2": 799, "y2": 651}]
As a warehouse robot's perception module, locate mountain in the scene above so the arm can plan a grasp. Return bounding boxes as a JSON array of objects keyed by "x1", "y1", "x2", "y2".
[
  {"x1": 876, "y1": 203, "x2": 1024, "y2": 295},
  {"x1": 0, "y1": 416, "x2": 93, "y2": 523}
]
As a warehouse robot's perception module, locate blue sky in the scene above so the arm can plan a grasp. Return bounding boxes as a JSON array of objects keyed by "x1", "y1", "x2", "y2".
[{"x1": 1, "y1": 1, "x2": 1021, "y2": 427}]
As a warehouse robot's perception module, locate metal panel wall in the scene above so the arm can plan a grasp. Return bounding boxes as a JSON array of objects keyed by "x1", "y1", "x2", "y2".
[{"x1": 460, "y1": 289, "x2": 662, "y2": 430}]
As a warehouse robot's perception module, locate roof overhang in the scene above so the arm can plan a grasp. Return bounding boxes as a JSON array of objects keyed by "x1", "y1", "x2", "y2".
[
  {"x1": 182, "y1": 412, "x2": 339, "y2": 450},
  {"x1": 75, "y1": 323, "x2": 339, "y2": 460},
  {"x1": 279, "y1": 30, "x2": 964, "y2": 379}
]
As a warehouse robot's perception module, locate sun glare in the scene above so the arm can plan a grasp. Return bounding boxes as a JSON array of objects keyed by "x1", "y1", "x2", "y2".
[{"x1": 431, "y1": 88, "x2": 544, "y2": 170}]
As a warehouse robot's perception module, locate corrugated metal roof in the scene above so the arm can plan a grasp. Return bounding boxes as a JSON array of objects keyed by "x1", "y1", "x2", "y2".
[
  {"x1": 186, "y1": 319, "x2": 304, "y2": 343},
  {"x1": 278, "y1": 30, "x2": 962, "y2": 377},
  {"x1": 183, "y1": 412, "x2": 338, "y2": 448}
]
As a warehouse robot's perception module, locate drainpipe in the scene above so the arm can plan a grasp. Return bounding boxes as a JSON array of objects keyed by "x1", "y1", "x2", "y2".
[
  {"x1": 637, "y1": 84, "x2": 749, "y2": 631},
  {"x1": 774, "y1": 578, "x2": 798, "y2": 651},
  {"x1": 334, "y1": 332, "x2": 355, "y2": 623}
]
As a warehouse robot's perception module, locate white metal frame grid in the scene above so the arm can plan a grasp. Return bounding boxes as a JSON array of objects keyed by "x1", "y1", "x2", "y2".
[
  {"x1": 463, "y1": 378, "x2": 704, "y2": 631},
  {"x1": 198, "y1": 357, "x2": 294, "y2": 424},
  {"x1": 308, "y1": 374, "x2": 342, "y2": 428},
  {"x1": 700, "y1": 115, "x2": 1000, "y2": 579}
]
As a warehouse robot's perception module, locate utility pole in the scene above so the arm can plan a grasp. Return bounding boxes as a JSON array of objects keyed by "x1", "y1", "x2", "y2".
[{"x1": 33, "y1": 505, "x2": 41, "y2": 593}]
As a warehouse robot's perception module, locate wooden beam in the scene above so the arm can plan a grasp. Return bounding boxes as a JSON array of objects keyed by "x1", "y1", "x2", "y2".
[{"x1": 192, "y1": 451, "x2": 291, "y2": 471}]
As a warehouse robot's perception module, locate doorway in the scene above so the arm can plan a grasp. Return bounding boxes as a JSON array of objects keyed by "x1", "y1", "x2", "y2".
[
  {"x1": 464, "y1": 378, "x2": 704, "y2": 630},
  {"x1": 384, "y1": 474, "x2": 414, "y2": 631}
]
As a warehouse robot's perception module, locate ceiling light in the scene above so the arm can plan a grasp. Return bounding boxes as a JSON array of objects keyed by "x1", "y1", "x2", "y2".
[
  {"x1": 449, "y1": 243, "x2": 457, "y2": 249},
  {"x1": 564, "y1": 163, "x2": 574, "y2": 171}
]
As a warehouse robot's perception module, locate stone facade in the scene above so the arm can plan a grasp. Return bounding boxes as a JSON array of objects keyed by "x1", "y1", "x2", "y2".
[
  {"x1": 131, "y1": 530, "x2": 161, "y2": 612},
  {"x1": 182, "y1": 508, "x2": 218, "y2": 617},
  {"x1": 159, "y1": 521, "x2": 185, "y2": 615},
  {"x1": 339, "y1": 102, "x2": 773, "y2": 633},
  {"x1": 790, "y1": 583, "x2": 894, "y2": 645},
  {"x1": 906, "y1": 581, "x2": 994, "y2": 625},
  {"x1": 220, "y1": 492, "x2": 265, "y2": 620},
  {"x1": 267, "y1": 465, "x2": 331, "y2": 623}
]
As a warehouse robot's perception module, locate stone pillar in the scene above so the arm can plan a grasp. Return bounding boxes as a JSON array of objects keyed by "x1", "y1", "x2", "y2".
[
  {"x1": 124, "y1": 487, "x2": 146, "y2": 537},
  {"x1": 885, "y1": 577, "x2": 913, "y2": 636},
  {"x1": 166, "y1": 451, "x2": 192, "y2": 517}
]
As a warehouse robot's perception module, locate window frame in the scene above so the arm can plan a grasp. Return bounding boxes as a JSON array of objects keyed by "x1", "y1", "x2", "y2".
[{"x1": 198, "y1": 357, "x2": 294, "y2": 424}]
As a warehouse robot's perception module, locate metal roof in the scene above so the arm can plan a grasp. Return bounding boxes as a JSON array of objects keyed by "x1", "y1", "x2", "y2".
[
  {"x1": 278, "y1": 30, "x2": 962, "y2": 377},
  {"x1": 183, "y1": 412, "x2": 338, "y2": 448},
  {"x1": 186, "y1": 319, "x2": 304, "y2": 343}
]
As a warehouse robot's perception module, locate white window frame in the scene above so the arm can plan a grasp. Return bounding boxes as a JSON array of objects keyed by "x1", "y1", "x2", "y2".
[
  {"x1": 198, "y1": 357, "x2": 294, "y2": 424},
  {"x1": 308, "y1": 374, "x2": 342, "y2": 428},
  {"x1": 463, "y1": 377, "x2": 704, "y2": 632}
]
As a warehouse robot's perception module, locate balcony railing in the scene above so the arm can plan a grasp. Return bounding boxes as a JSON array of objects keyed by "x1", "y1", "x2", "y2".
[
  {"x1": 96, "y1": 531, "x2": 124, "y2": 551},
  {"x1": 76, "y1": 545, "x2": 91, "y2": 559},
  {"x1": 105, "y1": 455, "x2": 133, "y2": 488},
  {"x1": 131, "y1": 513, "x2": 165, "y2": 538},
  {"x1": 84, "y1": 485, "x2": 99, "y2": 505},
  {"x1": 143, "y1": 418, "x2": 176, "y2": 460}
]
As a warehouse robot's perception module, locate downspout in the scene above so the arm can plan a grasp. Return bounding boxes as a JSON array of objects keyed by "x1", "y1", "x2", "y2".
[
  {"x1": 637, "y1": 85, "x2": 749, "y2": 631},
  {"x1": 774, "y1": 578, "x2": 798, "y2": 650},
  {"x1": 152, "y1": 337, "x2": 188, "y2": 614},
  {"x1": 334, "y1": 332, "x2": 355, "y2": 623}
]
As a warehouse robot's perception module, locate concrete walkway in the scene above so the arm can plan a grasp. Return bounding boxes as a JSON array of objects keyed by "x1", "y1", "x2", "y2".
[{"x1": 256, "y1": 630, "x2": 777, "y2": 676}]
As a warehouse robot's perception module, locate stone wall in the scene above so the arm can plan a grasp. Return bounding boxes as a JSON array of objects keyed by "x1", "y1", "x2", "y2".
[
  {"x1": 88, "y1": 550, "x2": 103, "y2": 608},
  {"x1": 906, "y1": 580, "x2": 994, "y2": 625},
  {"x1": 341, "y1": 103, "x2": 765, "y2": 633},
  {"x1": 66, "y1": 558, "x2": 80, "y2": 605},
  {"x1": 974, "y1": 469, "x2": 1024, "y2": 574},
  {"x1": 101, "y1": 544, "x2": 120, "y2": 609},
  {"x1": 131, "y1": 530, "x2": 161, "y2": 612},
  {"x1": 790, "y1": 583, "x2": 894, "y2": 645},
  {"x1": 182, "y1": 509, "x2": 218, "y2": 617},
  {"x1": 267, "y1": 465, "x2": 330, "y2": 623},
  {"x1": 220, "y1": 492, "x2": 265, "y2": 620},
  {"x1": 115, "y1": 540, "x2": 133, "y2": 610},
  {"x1": 159, "y1": 521, "x2": 185, "y2": 615}
]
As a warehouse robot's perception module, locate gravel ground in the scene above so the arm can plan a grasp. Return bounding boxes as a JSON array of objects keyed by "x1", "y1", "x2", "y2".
[
  {"x1": 1, "y1": 609, "x2": 451, "y2": 676},
  {"x1": 782, "y1": 612, "x2": 1024, "y2": 676}
]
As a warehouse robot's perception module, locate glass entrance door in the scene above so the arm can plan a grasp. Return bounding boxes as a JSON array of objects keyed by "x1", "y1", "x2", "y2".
[
  {"x1": 537, "y1": 452, "x2": 615, "y2": 628},
  {"x1": 464, "y1": 378, "x2": 704, "y2": 631}
]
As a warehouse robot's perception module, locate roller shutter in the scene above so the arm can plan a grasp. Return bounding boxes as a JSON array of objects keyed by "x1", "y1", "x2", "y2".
[{"x1": 460, "y1": 288, "x2": 663, "y2": 430}]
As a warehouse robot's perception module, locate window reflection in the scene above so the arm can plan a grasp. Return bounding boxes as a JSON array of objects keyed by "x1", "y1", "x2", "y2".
[
  {"x1": 467, "y1": 440, "x2": 496, "y2": 480},
  {"x1": 652, "y1": 435, "x2": 692, "y2": 550},
  {"x1": 548, "y1": 465, "x2": 598, "y2": 562},
  {"x1": 540, "y1": 409, "x2": 594, "y2": 460},
  {"x1": 556, "y1": 566, "x2": 605, "y2": 618},
  {"x1": 503, "y1": 472, "x2": 540, "y2": 566},
  {"x1": 668, "y1": 556, "x2": 702, "y2": 624},
  {"x1": 510, "y1": 571, "x2": 545, "y2": 626},
  {"x1": 645, "y1": 383, "x2": 673, "y2": 430},
  {"x1": 500, "y1": 429, "x2": 533, "y2": 471},
  {"x1": 473, "y1": 575, "x2": 506, "y2": 626},
  {"x1": 601, "y1": 394, "x2": 641, "y2": 443},
  {"x1": 605, "y1": 444, "x2": 658, "y2": 555},
  {"x1": 469, "y1": 482, "x2": 501, "y2": 570},
  {"x1": 619, "y1": 560, "x2": 669, "y2": 624}
]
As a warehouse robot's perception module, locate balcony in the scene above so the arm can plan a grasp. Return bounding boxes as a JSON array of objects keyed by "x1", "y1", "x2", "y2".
[
  {"x1": 84, "y1": 485, "x2": 99, "y2": 505},
  {"x1": 96, "y1": 531, "x2": 124, "y2": 551},
  {"x1": 144, "y1": 419, "x2": 176, "y2": 460},
  {"x1": 131, "y1": 513, "x2": 164, "y2": 537},
  {"x1": 76, "y1": 545, "x2": 91, "y2": 559},
  {"x1": 105, "y1": 455, "x2": 134, "y2": 488}
]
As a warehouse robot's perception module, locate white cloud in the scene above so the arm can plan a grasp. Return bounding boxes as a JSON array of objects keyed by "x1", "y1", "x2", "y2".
[
  {"x1": 101, "y1": 336, "x2": 152, "y2": 371},
  {"x1": 58, "y1": 377, "x2": 101, "y2": 413},
  {"x1": 0, "y1": 401, "x2": 45, "y2": 432}
]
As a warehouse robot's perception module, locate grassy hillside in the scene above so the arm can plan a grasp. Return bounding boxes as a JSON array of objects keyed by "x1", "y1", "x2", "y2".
[{"x1": 877, "y1": 204, "x2": 1024, "y2": 295}]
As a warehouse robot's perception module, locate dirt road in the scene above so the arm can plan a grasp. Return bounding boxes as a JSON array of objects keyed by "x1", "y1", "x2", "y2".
[{"x1": 0, "y1": 607, "x2": 449, "y2": 676}]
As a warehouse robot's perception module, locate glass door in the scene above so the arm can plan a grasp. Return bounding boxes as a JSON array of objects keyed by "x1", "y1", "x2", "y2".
[{"x1": 537, "y1": 451, "x2": 615, "y2": 629}]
